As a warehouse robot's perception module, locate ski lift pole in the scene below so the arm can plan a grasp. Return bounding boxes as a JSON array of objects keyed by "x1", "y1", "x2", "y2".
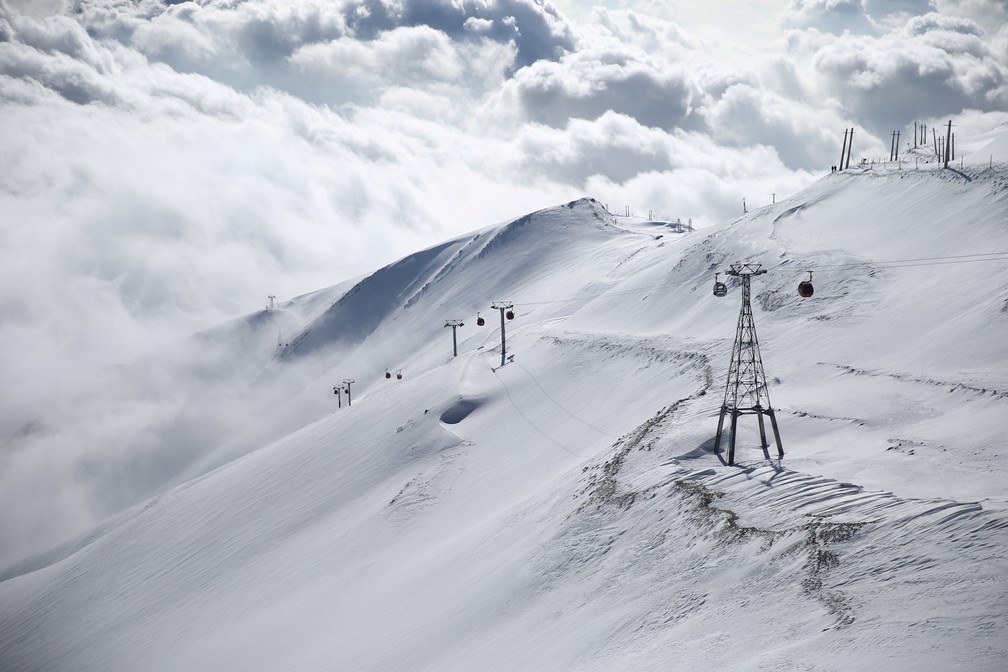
[
  {"x1": 444, "y1": 319, "x2": 464, "y2": 357},
  {"x1": 491, "y1": 301, "x2": 514, "y2": 367},
  {"x1": 343, "y1": 379, "x2": 355, "y2": 406},
  {"x1": 499, "y1": 307, "x2": 505, "y2": 364}
]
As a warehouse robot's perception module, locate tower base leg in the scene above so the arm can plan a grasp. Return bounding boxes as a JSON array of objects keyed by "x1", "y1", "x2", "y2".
[
  {"x1": 714, "y1": 406, "x2": 728, "y2": 453},
  {"x1": 756, "y1": 406, "x2": 768, "y2": 450},
  {"x1": 728, "y1": 411, "x2": 739, "y2": 465},
  {"x1": 768, "y1": 409, "x2": 784, "y2": 458}
]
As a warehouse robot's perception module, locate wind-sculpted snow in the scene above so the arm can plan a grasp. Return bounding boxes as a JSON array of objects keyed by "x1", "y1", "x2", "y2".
[
  {"x1": 2, "y1": 165, "x2": 1008, "y2": 671},
  {"x1": 282, "y1": 239, "x2": 462, "y2": 359},
  {"x1": 824, "y1": 361, "x2": 1008, "y2": 400},
  {"x1": 439, "y1": 398, "x2": 481, "y2": 425},
  {"x1": 572, "y1": 410, "x2": 1008, "y2": 663}
]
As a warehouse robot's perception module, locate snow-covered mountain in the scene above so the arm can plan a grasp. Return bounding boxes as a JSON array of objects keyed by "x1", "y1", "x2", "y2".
[{"x1": 1, "y1": 159, "x2": 1007, "y2": 671}]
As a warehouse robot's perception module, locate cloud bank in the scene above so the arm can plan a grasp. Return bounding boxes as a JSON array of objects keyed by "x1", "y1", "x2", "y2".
[{"x1": 1, "y1": 0, "x2": 1006, "y2": 566}]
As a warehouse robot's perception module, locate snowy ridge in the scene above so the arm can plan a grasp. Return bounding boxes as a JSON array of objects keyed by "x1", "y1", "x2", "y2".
[
  {"x1": 1, "y1": 167, "x2": 1007, "y2": 671},
  {"x1": 282, "y1": 238, "x2": 462, "y2": 359}
]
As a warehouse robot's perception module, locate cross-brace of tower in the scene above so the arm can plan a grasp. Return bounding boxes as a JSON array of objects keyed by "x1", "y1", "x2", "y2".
[{"x1": 714, "y1": 263, "x2": 784, "y2": 465}]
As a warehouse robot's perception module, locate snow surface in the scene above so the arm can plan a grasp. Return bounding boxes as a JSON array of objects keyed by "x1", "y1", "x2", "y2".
[{"x1": 2, "y1": 164, "x2": 1008, "y2": 671}]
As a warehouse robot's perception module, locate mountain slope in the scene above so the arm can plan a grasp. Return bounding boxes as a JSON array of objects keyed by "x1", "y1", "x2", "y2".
[{"x1": 1, "y1": 168, "x2": 1007, "y2": 672}]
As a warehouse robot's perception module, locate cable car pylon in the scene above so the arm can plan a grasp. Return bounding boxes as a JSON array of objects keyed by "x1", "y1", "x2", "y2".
[
  {"x1": 444, "y1": 319, "x2": 464, "y2": 357},
  {"x1": 491, "y1": 301, "x2": 514, "y2": 367},
  {"x1": 714, "y1": 263, "x2": 784, "y2": 465}
]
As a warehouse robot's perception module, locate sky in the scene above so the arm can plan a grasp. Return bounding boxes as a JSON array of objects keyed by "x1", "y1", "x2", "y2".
[{"x1": 1, "y1": 0, "x2": 1007, "y2": 562}]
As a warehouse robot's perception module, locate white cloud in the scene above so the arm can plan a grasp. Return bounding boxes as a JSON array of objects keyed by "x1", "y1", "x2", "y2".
[
  {"x1": 935, "y1": 0, "x2": 1008, "y2": 36},
  {"x1": 784, "y1": 0, "x2": 879, "y2": 35},
  {"x1": 706, "y1": 83, "x2": 846, "y2": 170},
  {"x1": 499, "y1": 43, "x2": 703, "y2": 131},
  {"x1": 800, "y1": 12, "x2": 1008, "y2": 136}
]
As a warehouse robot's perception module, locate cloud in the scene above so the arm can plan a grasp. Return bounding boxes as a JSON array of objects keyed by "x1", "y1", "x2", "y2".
[
  {"x1": 516, "y1": 111, "x2": 678, "y2": 183},
  {"x1": 339, "y1": 0, "x2": 577, "y2": 69},
  {"x1": 290, "y1": 25, "x2": 466, "y2": 100},
  {"x1": 489, "y1": 10, "x2": 852, "y2": 172},
  {"x1": 586, "y1": 6, "x2": 700, "y2": 58},
  {"x1": 935, "y1": 0, "x2": 1008, "y2": 36},
  {"x1": 68, "y1": 0, "x2": 576, "y2": 100},
  {"x1": 499, "y1": 43, "x2": 703, "y2": 131},
  {"x1": 800, "y1": 12, "x2": 1008, "y2": 135},
  {"x1": 783, "y1": 0, "x2": 879, "y2": 35},
  {"x1": 705, "y1": 83, "x2": 847, "y2": 170},
  {"x1": 514, "y1": 110, "x2": 817, "y2": 223},
  {"x1": 864, "y1": 0, "x2": 937, "y2": 15}
]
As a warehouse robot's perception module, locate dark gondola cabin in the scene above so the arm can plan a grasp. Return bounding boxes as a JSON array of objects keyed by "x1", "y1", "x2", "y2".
[
  {"x1": 385, "y1": 371, "x2": 391, "y2": 379},
  {"x1": 713, "y1": 272, "x2": 727, "y2": 297},
  {"x1": 798, "y1": 271, "x2": 814, "y2": 298},
  {"x1": 505, "y1": 310, "x2": 514, "y2": 320},
  {"x1": 476, "y1": 312, "x2": 485, "y2": 326},
  {"x1": 396, "y1": 371, "x2": 403, "y2": 380}
]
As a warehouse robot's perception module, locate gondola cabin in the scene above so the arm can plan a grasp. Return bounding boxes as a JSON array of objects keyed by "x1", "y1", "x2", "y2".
[
  {"x1": 506, "y1": 310, "x2": 515, "y2": 320},
  {"x1": 476, "y1": 312, "x2": 485, "y2": 326},
  {"x1": 712, "y1": 273, "x2": 727, "y2": 297},
  {"x1": 798, "y1": 271, "x2": 814, "y2": 298},
  {"x1": 396, "y1": 371, "x2": 403, "y2": 380},
  {"x1": 385, "y1": 371, "x2": 391, "y2": 379}
]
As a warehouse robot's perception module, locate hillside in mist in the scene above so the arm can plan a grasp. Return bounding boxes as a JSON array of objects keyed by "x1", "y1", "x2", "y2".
[{"x1": 1, "y1": 152, "x2": 1007, "y2": 671}]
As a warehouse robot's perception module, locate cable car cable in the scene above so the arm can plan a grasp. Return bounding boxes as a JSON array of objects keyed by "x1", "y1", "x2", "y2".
[
  {"x1": 768, "y1": 251, "x2": 1008, "y2": 271},
  {"x1": 490, "y1": 363, "x2": 580, "y2": 457},
  {"x1": 511, "y1": 251, "x2": 1008, "y2": 307},
  {"x1": 510, "y1": 361, "x2": 618, "y2": 439}
]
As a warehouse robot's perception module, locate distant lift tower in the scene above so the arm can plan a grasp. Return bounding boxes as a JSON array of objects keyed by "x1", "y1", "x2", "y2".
[
  {"x1": 444, "y1": 319, "x2": 465, "y2": 357},
  {"x1": 490, "y1": 301, "x2": 515, "y2": 367},
  {"x1": 714, "y1": 263, "x2": 784, "y2": 465}
]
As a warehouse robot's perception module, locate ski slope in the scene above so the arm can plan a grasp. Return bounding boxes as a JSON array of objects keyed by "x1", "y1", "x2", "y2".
[{"x1": 1, "y1": 163, "x2": 1007, "y2": 671}]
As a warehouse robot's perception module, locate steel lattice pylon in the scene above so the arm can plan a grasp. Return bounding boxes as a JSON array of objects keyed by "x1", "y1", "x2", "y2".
[{"x1": 714, "y1": 263, "x2": 784, "y2": 465}]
